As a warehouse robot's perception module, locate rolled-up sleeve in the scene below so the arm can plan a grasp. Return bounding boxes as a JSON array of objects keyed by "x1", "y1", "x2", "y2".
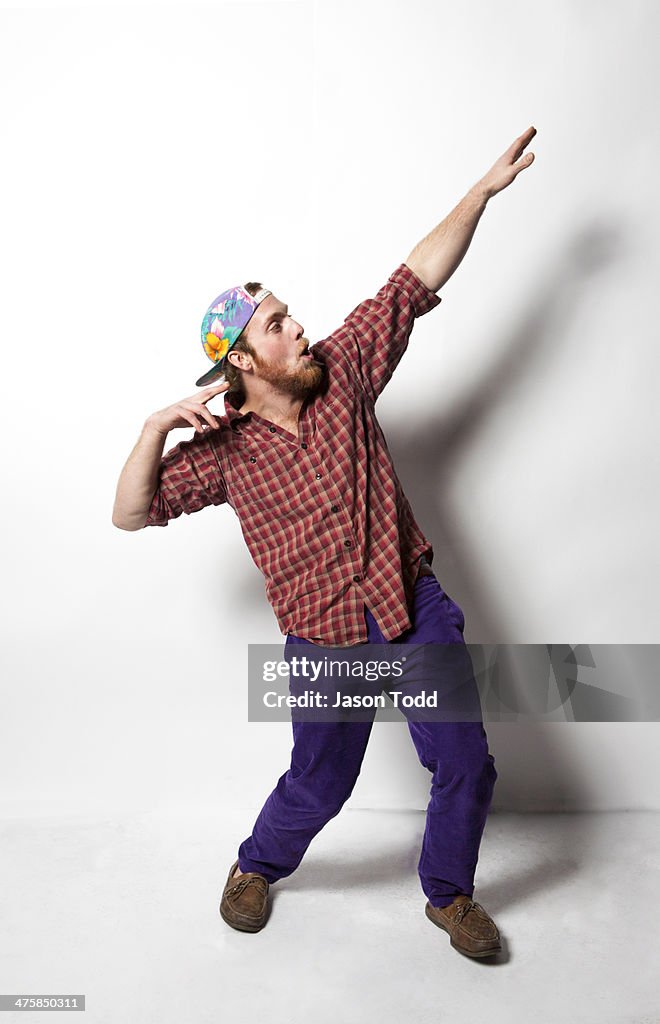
[
  {"x1": 322, "y1": 263, "x2": 442, "y2": 403},
  {"x1": 144, "y1": 430, "x2": 228, "y2": 527}
]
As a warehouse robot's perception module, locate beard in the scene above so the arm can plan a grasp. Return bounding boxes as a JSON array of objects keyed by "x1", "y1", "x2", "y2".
[{"x1": 252, "y1": 349, "x2": 326, "y2": 401}]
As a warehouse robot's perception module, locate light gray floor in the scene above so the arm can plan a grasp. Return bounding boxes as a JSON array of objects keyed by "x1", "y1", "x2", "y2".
[{"x1": 1, "y1": 805, "x2": 658, "y2": 1024}]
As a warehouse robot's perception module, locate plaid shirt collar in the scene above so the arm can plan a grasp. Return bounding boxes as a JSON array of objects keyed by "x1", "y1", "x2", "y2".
[
  {"x1": 224, "y1": 392, "x2": 252, "y2": 429},
  {"x1": 223, "y1": 388, "x2": 316, "y2": 431}
]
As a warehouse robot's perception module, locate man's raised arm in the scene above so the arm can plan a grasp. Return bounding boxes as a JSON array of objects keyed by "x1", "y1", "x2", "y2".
[
  {"x1": 405, "y1": 126, "x2": 537, "y2": 293},
  {"x1": 112, "y1": 383, "x2": 228, "y2": 531}
]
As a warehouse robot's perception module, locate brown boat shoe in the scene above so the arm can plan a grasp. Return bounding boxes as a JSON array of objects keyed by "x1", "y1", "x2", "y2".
[
  {"x1": 219, "y1": 859, "x2": 270, "y2": 933},
  {"x1": 425, "y1": 894, "x2": 501, "y2": 958}
]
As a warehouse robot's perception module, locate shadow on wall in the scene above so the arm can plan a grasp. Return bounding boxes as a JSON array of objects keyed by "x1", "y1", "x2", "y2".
[
  {"x1": 384, "y1": 220, "x2": 623, "y2": 810},
  {"x1": 390, "y1": 221, "x2": 622, "y2": 641}
]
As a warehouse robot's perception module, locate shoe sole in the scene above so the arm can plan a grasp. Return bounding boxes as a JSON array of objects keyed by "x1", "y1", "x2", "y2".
[
  {"x1": 425, "y1": 904, "x2": 501, "y2": 958},
  {"x1": 219, "y1": 901, "x2": 268, "y2": 933}
]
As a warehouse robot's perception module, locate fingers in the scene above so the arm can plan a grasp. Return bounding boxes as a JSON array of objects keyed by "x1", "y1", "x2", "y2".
[
  {"x1": 507, "y1": 125, "x2": 537, "y2": 163},
  {"x1": 190, "y1": 401, "x2": 220, "y2": 430},
  {"x1": 517, "y1": 125, "x2": 537, "y2": 146},
  {"x1": 202, "y1": 385, "x2": 230, "y2": 407},
  {"x1": 509, "y1": 151, "x2": 535, "y2": 180},
  {"x1": 178, "y1": 400, "x2": 221, "y2": 432},
  {"x1": 173, "y1": 382, "x2": 228, "y2": 431},
  {"x1": 151, "y1": 379, "x2": 228, "y2": 434},
  {"x1": 189, "y1": 381, "x2": 229, "y2": 408},
  {"x1": 177, "y1": 408, "x2": 204, "y2": 432},
  {"x1": 199, "y1": 402, "x2": 221, "y2": 429},
  {"x1": 199, "y1": 381, "x2": 229, "y2": 399}
]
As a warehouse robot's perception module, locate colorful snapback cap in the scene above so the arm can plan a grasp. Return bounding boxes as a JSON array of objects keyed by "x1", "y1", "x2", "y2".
[{"x1": 196, "y1": 283, "x2": 272, "y2": 387}]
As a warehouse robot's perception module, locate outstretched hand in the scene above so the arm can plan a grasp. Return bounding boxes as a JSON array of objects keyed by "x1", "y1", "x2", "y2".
[{"x1": 478, "y1": 126, "x2": 537, "y2": 199}]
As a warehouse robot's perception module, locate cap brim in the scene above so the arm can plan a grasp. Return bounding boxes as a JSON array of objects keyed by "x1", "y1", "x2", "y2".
[{"x1": 195, "y1": 360, "x2": 227, "y2": 388}]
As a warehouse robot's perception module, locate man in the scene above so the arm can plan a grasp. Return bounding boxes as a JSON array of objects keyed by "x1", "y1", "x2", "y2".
[{"x1": 113, "y1": 126, "x2": 537, "y2": 957}]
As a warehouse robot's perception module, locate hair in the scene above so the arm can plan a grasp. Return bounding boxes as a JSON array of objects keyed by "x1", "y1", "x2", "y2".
[{"x1": 223, "y1": 281, "x2": 263, "y2": 403}]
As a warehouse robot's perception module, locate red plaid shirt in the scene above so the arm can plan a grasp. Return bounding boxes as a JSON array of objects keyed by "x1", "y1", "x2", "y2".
[{"x1": 145, "y1": 262, "x2": 442, "y2": 645}]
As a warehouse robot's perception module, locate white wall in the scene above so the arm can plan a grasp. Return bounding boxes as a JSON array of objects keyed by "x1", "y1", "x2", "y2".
[{"x1": 1, "y1": 0, "x2": 658, "y2": 819}]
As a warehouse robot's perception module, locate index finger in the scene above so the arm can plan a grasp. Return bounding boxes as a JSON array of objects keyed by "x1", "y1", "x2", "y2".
[
  {"x1": 198, "y1": 381, "x2": 229, "y2": 398},
  {"x1": 508, "y1": 125, "x2": 537, "y2": 159}
]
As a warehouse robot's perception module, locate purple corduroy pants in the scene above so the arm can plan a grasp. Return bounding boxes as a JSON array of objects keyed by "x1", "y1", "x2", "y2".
[{"x1": 237, "y1": 572, "x2": 498, "y2": 908}]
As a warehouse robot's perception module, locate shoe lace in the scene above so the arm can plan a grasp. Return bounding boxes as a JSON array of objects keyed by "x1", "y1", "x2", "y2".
[
  {"x1": 452, "y1": 898, "x2": 489, "y2": 926},
  {"x1": 226, "y1": 876, "x2": 266, "y2": 899}
]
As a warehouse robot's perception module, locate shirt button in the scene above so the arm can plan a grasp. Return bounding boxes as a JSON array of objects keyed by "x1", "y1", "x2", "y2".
[
  {"x1": 249, "y1": 456, "x2": 256, "y2": 463},
  {"x1": 315, "y1": 473, "x2": 322, "y2": 480},
  {"x1": 301, "y1": 442, "x2": 308, "y2": 449},
  {"x1": 269, "y1": 425, "x2": 277, "y2": 432},
  {"x1": 344, "y1": 540, "x2": 352, "y2": 548},
  {"x1": 331, "y1": 504, "x2": 339, "y2": 513},
  {"x1": 352, "y1": 574, "x2": 361, "y2": 582}
]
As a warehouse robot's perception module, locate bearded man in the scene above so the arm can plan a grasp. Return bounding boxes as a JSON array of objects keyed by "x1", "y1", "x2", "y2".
[{"x1": 113, "y1": 126, "x2": 537, "y2": 957}]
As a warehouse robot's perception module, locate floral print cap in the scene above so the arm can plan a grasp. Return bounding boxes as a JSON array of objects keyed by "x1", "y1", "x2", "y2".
[{"x1": 196, "y1": 283, "x2": 272, "y2": 387}]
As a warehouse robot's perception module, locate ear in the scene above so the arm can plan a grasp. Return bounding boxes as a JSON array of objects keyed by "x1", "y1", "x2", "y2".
[{"x1": 227, "y1": 349, "x2": 252, "y2": 372}]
